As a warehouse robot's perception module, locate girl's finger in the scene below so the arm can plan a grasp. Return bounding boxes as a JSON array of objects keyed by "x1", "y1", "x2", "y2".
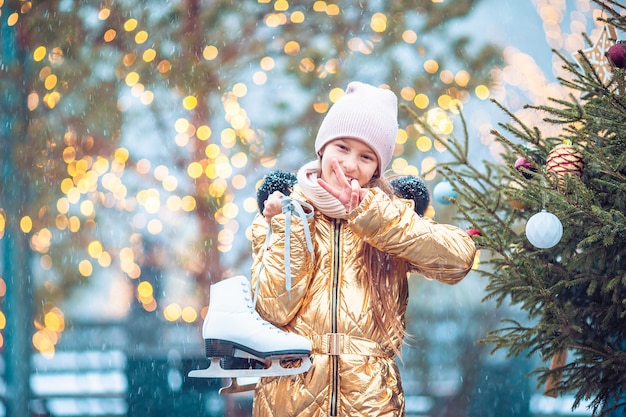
[
  {"x1": 332, "y1": 158, "x2": 350, "y2": 185},
  {"x1": 349, "y1": 179, "x2": 359, "y2": 211},
  {"x1": 318, "y1": 178, "x2": 340, "y2": 198}
]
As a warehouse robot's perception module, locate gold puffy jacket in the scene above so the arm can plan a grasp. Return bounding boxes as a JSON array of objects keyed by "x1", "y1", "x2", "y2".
[{"x1": 250, "y1": 185, "x2": 476, "y2": 417}]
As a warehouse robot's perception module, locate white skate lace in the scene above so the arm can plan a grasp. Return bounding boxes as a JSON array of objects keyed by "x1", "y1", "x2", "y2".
[
  {"x1": 241, "y1": 279, "x2": 288, "y2": 335},
  {"x1": 254, "y1": 196, "x2": 314, "y2": 305},
  {"x1": 281, "y1": 196, "x2": 314, "y2": 298}
]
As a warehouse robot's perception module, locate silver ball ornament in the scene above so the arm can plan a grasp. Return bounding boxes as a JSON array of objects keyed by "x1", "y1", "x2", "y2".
[{"x1": 525, "y1": 210, "x2": 563, "y2": 249}]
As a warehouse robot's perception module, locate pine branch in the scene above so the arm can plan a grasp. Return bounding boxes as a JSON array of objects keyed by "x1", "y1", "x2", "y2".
[
  {"x1": 526, "y1": 95, "x2": 584, "y2": 124},
  {"x1": 490, "y1": 99, "x2": 545, "y2": 148},
  {"x1": 439, "y1": 172, "x2": 512, "y2": 253},
  {"x1": 573, "y1": 49, "x2": 626, "y2": 106},
  {"x1": 591, "y1": 0, "x2": 626, "y2": 24}
]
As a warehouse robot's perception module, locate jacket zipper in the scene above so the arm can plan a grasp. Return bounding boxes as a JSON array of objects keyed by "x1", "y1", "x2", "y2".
[{"x1": 330, "y1": 219, "x2": 341, "y2": 416}]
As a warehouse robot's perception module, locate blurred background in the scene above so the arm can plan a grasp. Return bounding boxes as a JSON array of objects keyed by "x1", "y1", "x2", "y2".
[{"x1": 0, "y1": 0, "x2": 617, "y2": 416}]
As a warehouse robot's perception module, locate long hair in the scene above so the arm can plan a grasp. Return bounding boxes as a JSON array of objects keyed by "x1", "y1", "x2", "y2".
[{"x1": 361, "y1": 176, "x2": 409, "y2": 359}]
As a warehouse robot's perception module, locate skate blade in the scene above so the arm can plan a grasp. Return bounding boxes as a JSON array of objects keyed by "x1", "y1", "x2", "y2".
[{"x1": 187, "y1": 355, "x2": 312, "y2": 380}]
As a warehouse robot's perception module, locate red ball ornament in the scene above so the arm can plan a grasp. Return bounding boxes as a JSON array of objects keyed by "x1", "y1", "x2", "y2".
[
  {"x1": 607, "y1": 41, "x2": 626, "y2": 69},
  {"x1": 514, "y1": 156, "x2": 536, "y2": 179},
  {"x1": 466, "y1": 228, "x2": 481, "y2": 236}
]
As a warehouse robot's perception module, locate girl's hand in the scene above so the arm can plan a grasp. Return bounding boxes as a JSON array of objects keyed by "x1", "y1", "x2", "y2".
[
  {"x1": 263, "y1": 191, "x2": 284, "y2": 222},
  {"x1": 318, "y1": 159, "x2": 367, "y2": 213}
]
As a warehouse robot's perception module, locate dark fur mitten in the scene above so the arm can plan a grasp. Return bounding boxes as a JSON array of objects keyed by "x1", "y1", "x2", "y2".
[
  {"x1": 256, "y1": 170, "x2": 298, "y2": 214},
  {"x1": 390, "y1": 176, "x2": 430, "y2": 216}
]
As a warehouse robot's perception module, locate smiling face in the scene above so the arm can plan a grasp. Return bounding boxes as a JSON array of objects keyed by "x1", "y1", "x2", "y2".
[{"x1": 319, "y1": 138, "x2": 379, "y2": 189}]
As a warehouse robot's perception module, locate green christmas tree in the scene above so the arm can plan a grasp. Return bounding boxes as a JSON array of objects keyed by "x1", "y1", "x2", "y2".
[{"x1": 405, "y1": 1, "x2": 625, "y2": 415}]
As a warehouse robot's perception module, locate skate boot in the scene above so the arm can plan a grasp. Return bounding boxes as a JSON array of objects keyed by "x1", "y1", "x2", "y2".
[{"x1": 188, "y1": 275, "x2": 312, "y2": 394}]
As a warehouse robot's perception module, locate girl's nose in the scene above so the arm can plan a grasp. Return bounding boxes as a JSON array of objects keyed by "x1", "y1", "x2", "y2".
[{"x1": 341, "y1": 154, "x2": 358, "y2": 172}]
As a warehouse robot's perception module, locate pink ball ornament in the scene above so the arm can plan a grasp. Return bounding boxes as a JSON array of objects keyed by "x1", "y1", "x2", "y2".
[
  {"x1": 433, "y1": 180, "x2": 457, "y2": 205},
  {"x1": 514, "y1": 157, "x2": 536, "y2": 179},
  {"x1": 607, "y1": 41, "x2": 626, "y2": 69},
  {"x1": 525, "y1": 210, "x2": 563, "y2": 249}
]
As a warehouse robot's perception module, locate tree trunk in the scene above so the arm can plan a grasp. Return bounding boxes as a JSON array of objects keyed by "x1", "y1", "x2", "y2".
[{"x1": 1, "y1": 12, "x2": 33, "y2": 416}]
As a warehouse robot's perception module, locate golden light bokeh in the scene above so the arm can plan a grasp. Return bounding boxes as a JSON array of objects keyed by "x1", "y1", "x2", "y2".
[
  {"x1": 182, "y1": 95, "x2": 198, "y2": 110},
  {"x1": 7, "y1": 12, "x2": 18, "y2": 26},
  {"x1": 134, "y1": 30, "x2": 148, "y2": 44},
  {"x1": 423, "y1": 59, "x2": 439, "y2": 74},
  {"x1": 414, "y1": 93, "x2": 429, "y2": 109},
  {"x1": 98, "y1": 7, "x2": 110, "y2": 20},
  {"x1": 370, "y1": 13, "x2": 387, "y2": 33},
  {"x1": 20, "y1": 216, "x2": 33, "y2": 233},
  {"x1": 124, "y1": 18, "x2": 138, "y2": 32},
  {"x1": 104, "y1": 29, "x2": 117, "y2": 42},
  {"x1": 33, "y1": 46, "x2": 46, "y2": 62},
  {"x1": 402, "y1": 30, "x2": 418, "y2": 44},
  {"x1": 291, "y1": 10, "x2": 305, "y2": 23},
  {"x1": 78, "y1": 259, "x2": 93, "y2": 277},
  {"x1": 142, "y1": 48, "x2": 156, "y2": 62},
  {"x1": 88, "y1": 240, "x2": 103, "y2": 258},
  {"x1": 203, "y1": 45, "x2": 219, "y2": 61}
]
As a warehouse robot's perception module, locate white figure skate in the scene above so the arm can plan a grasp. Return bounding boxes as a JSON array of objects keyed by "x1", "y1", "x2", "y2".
[{"x1": 188, "y1": 275, "x2": 312, "y2": 394}]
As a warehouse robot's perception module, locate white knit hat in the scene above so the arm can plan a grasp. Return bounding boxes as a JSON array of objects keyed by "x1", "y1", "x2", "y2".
[{"x1": 315, "y1": 81, "x2": 398, "y2": 173}]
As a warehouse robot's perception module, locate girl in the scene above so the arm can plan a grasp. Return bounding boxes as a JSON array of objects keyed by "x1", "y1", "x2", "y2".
[{"x1": 250, "y1": 81, "x2": 476, "y2": 416}]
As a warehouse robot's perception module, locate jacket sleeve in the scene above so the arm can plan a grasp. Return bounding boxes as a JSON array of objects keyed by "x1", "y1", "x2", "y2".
[
  {"x1": 348, "y1": 188, "x2": 476, "y2": 284},
  {"x1": 250, "y1": 209, "x2": 316, "y2": 327}
]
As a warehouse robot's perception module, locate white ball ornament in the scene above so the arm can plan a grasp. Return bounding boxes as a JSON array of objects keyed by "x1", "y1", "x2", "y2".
[
  {"x1": 433, "y1": 180, "x2": 457, "y2": 205},
  {"x1": 525, "y1": 209, "x2": 563, "y2": 249}
]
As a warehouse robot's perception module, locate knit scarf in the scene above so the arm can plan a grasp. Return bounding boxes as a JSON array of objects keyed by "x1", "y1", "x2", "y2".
[{"x1": 297, "y1": 160, "x2": 348, "y2": 219}]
